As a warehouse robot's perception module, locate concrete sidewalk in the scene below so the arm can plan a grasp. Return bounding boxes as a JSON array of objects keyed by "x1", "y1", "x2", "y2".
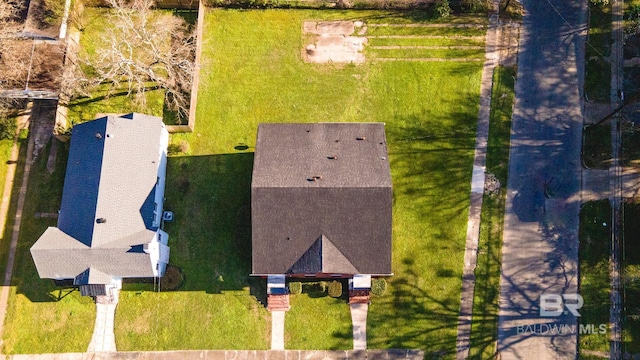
[
  {"x1": 455, "y1": 0, "x2": 501, "y2": 358},
  {"x1": 8, "y1": 349, "x2": 425, "y2": 360}
]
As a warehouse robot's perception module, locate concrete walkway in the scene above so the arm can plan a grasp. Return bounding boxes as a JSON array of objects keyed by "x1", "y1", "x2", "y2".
[
  {"x1": 270, "y1": 311, "x2": 285, "y2": 350},
  {"x1": 87, "y1": 303, "x2": 117, "y2": 352},
  {"x1": 454, "y1": 1, "x2": 500, "y2": 358},
  {"x1": 350, "y1": 303, "x2": 368, "y2": 350},
  {"x1": 583, "y1": 169, "x2": 610, "y2": 201}
]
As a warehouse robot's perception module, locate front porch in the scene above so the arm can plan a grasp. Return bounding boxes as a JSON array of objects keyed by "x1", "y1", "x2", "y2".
[{"x1": 265, "y1": 274, "x2": 374, "y2": 350}]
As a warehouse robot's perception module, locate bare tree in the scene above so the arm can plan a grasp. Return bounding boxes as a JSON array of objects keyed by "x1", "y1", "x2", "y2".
[{"x1": 77, "y1": 0, "x2": 196, "y2": 120}]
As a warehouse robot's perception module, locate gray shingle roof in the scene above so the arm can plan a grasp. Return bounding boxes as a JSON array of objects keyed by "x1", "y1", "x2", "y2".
[
  {"x1": 31, "y1": 113, "x2": 168, "y2": 281},
  {"x1": 251, "y1": 123, "x2": 392, "y2": 188},
  {"x1": 251, "y1": 123, "x2": 392, "y2": 276}
]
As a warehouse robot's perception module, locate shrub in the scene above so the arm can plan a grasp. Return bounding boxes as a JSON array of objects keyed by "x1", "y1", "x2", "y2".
[
  {"x1": 452, "y1": 0, "x2": 486, "y2": 12},
  {"x1": 288, "y1": 281, "x2": 302, "y2": 295},
  {"x1": 0, "y1": 106, "x2": 17, "y2": 141},
  {"x1": 434, "y1": 0, "x2": 451, "y2": 18},
  {"x1": 42, "y1": 0, "x2": 66, "y2": 26},
  {"x1": 371, "y1": 278, "x2": 387, "y2": 296},
  {"x1": 328, "y1": 280, "x2": 342, "y2": 298}
]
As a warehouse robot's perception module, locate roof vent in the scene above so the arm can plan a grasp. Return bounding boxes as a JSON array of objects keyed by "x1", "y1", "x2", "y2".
[
  {"x1": 356, "y1": 136, "x2": 366, "y2": 141},
  {"x1": 107, "y1": 134, "x2": 113, "y2": 138},
  {"x1": 95, "y1": 133, "x2": 102, "y2": 139},
  {"x1": 96, "y1": 218, "x2": 107, "y2": 224},
  {"x1": 307, "y1": 177, "x2": 316, "y2": 182},
  {"x1": 327, "y1": 155, "x2": 338, "y2": 160},
  {"x1": 313, "y1": 175, "x2": 323, "y2": 180}
]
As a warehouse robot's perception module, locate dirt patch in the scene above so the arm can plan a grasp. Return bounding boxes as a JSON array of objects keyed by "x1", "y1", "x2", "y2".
[
  {"x1": 161, "y1": 265, "x2": 185, "y2": 290},
  {"x1": 127, "y1": 310, "x2": 152, "y2": 334},
  {"x1": 303, "y1": 21, "x2": 367, "y2": 64},
  {"x1": 23, "y1": 0, "x2": 62, "y2": 38},
  {"x1": 40, "y1": 306, "x2": 69, "y2": 332},
  {"x1": 0, "y1": 40, "x2": 64, "y2": 92}
]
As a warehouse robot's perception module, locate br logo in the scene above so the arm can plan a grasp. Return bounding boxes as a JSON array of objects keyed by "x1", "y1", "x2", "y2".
[{"x1": 539, "y1": 294, "x2": 584, "y2": 317}]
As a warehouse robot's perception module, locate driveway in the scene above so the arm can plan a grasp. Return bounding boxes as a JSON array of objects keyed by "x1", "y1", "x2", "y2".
[{"x1": 497, "y1": 0, "x2": 587, "y2": 358}]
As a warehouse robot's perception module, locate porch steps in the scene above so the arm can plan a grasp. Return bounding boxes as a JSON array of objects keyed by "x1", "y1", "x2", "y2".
[
  {"x1": 349, "y1": 289, "x2": 370, "y2": 305},
  {"x1": 267, "y1": 294, "x2": 290, "y2": 311}
]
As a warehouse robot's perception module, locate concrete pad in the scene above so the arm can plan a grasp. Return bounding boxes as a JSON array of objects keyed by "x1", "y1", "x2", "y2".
[
  {"x1": 316, "y1": 21, "x2": 354, "y2": 35},
  {"x1": 471, "y1": 165, "x2": 486, "y2": 193},
  {"x1": 203, "y1": 351, "x2": 228, "y2": 360},
  {"x1": 367, "y1": 350, "x2": 390, "y2": 359},
  {"x1": 317, "y1": 35, "x2": 346, "y2": 50},
  {"x1": 265, "y1": 351, "x2": 285, "y2": 360},
  {"x1": 293, "y1": 350, "x2": 326, "y2": 360},
  {"x1": 623, "y1": 167, "x2": 640, "y2": 198},
  {"x1": 304, "y1": 21, "x2": 367, "y2": 64},
  {"x1": 270, "y1": 311, "x2": 285, "y2": 350},
  {"x1": 405, "y1": 350, "x2": 425, "y2": 359},
  {"x1": 583, "y1": 169, "x2": 610, "y2": 201}
]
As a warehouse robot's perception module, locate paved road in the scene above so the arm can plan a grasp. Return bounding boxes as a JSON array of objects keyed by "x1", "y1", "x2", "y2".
[{"x1": 497, "y1": 0, "x2": 587, "y2": 358}]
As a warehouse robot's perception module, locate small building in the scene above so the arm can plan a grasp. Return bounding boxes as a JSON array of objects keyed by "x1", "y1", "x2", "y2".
[
  {"x1": 251, "y1": 123, "x2": 393, "y2": 291},
  {"x1": 30, "y1": 113, "x2": 170, "y2": 298}
]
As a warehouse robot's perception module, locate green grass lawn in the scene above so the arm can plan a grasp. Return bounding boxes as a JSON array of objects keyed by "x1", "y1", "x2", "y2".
[
  {"x1": 623, "y1": 202, "x2": 640, "y2": 354},
  {"x1": 286, "y1": 286, "x2": 352, "y2": 349},
  {"x1": 369, "y1": 48, "x2": 485, "y2": 59},
  {"x1": 368, "y1": 37, "x2": 485, "y2": 47},
  {"x1": 468, "y1": 66, "x2": 515, "y2": 359},
  {"x1": 3, "y1": 8, "x2": 484, "y2": 354},
  {"x1": 585, "y1": 1, "x2": 612, "y2": 102},
  {"x1": 583, "y1": 124, "x2": 612, "y2": 169},
  {"x1": 175, "y1": 8, "x2": 482, "y2": 355},
  {"x1": 365, "y1": 25, "x2": 486, "y2": 37},
  {"x1": 578, "y1": 200, "x2": 611, "y2": 355},
  {"x1": 1, "y1": 139, "x2": 98, "y2": 354},
  {"x1": 0, "y1": 124, "x2": 26, "y2": 320}
]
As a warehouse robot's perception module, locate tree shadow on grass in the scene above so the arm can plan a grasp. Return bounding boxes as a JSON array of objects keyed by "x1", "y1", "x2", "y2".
[
  {"x1": 11, "y1": 134, "x2": 69, "y2": 303},
  {"x1": 66, "y1": 85, "x2": 162, "y2": 109},
  {"x1": 622, "y1": 202, "x2": 640, "y2": 354},
  {"x1": 162, "y1": 152, "x2": 255, "y2": 295},
  {"x1": 13, "y1": 148, "x2": 257, "y2": 302}
]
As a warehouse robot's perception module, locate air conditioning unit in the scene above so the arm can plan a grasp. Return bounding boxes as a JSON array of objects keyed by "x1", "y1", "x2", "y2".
[{"x1": 162, "y1": 211, "x2": 174, "y2": 222}]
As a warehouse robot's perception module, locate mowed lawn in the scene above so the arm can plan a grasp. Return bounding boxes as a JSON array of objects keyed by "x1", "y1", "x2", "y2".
[
  {"x1": 168, "y1": 8, "x2": 482, "y2": 354},
  {"x1": 2, "y1": 8, "x2": 484, "y2": 355}
]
